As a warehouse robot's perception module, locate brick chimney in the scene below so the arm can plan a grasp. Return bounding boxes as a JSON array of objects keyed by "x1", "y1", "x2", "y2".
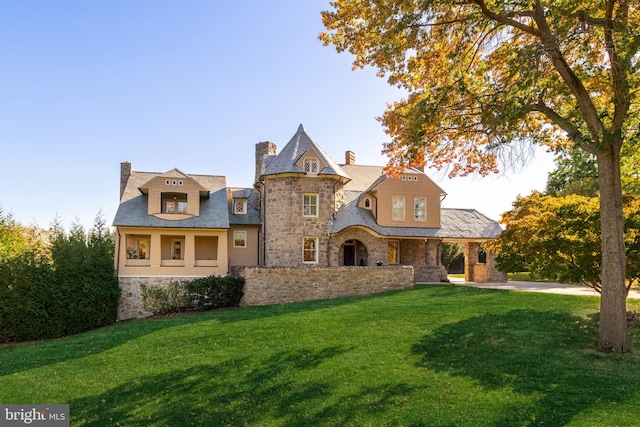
[
  {"x1": 120, "y1": 161, "x2": 132, "y2": 200},
  {"x1": 255, "y1": 141, "x2": 277, "y2": 184},
  {"x1": 345, "y1": 150, "x2": 356, "y2": 165}
]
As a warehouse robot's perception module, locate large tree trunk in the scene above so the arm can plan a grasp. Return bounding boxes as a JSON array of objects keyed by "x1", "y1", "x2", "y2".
[{"x1": 596, "y1": 142, "x2": 630, "y2": 352}]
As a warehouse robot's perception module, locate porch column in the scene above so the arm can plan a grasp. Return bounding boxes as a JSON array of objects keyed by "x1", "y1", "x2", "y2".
[
  {"x1": 464, "y1": 242, "x2": 479, "y2": 282},
  {"x1": 425, "y1": 239, "x2": 440, "y2": 266}
]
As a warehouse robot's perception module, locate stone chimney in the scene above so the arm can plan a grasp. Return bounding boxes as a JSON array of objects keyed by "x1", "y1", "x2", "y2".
[
  {"x1": 255, "y1": 141, "x2": 277, "y2": 184},
  {"x1": 345, "y1": 150, "x2": 356, "y2": 165},
  {"x1": 120, "y1": 161, "x2": 132, "y2": 200}
]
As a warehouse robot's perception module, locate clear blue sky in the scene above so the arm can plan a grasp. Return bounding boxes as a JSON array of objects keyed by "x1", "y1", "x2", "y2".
[{"x1": 0, "y1": 0, "x2": 555, "y2": 230}]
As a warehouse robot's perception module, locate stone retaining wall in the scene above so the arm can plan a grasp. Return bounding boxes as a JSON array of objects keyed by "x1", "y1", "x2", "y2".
[
  {"x1": 414, "y1": 265, "x2": 448, "y2": 283},
  {"x1": 233, "y1": 265, "x2": 414, "y2": 306}
]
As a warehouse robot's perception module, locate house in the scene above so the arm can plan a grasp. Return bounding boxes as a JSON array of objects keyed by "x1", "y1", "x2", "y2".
[{"x1": 113, "y1": 124, "x2": 505, "y2": 318}]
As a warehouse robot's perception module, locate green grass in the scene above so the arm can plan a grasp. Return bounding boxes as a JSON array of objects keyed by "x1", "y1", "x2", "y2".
[{"x1": 2, "y1": 286, "x2": 640, "y2": 426}]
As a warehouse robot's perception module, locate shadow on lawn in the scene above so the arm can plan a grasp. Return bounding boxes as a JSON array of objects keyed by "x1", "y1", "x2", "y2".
[
  {"x1": 411, "y1": 309, "x2": 640, "y2": 426},
  {"x1": 69, "y1": 344, "x2": 420, "y2": 427},
  {"x1": 0, "y1": 288, "x2": 414, "y2": 377}
]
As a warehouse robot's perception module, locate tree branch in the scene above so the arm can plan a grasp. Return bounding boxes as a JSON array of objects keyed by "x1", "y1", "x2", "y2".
[
  {"x1": 469, "y1": 0, "x2": 542, "y2": 37},
  {"x1": 604, "y1": 0, "x2": 630, "y2": 135}
]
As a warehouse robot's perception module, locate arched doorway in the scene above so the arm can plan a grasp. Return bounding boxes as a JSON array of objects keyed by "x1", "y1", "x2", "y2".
[{"x1": 342, "y1": 239, "x2": 369, "y2": 266}]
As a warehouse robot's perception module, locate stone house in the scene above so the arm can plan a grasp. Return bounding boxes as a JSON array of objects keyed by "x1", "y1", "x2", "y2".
[{"x1": 113, "y1": 124, "x2": 505, "y2": 318}]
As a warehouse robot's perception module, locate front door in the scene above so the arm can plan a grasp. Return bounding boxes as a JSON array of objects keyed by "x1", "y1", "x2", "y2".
[{"x1": 344, "y1": 242, "x2": 356, "y2": 266}]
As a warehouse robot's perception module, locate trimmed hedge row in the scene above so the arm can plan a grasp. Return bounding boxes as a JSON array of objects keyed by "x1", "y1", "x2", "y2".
[{"x1": 0, "y1": 213, "x2": 120, "y2": 343}]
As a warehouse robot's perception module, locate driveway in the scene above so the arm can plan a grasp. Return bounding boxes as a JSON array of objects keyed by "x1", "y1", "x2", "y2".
[{"x1": 447, "y1": 277, "x2": 640, "y2": 299}]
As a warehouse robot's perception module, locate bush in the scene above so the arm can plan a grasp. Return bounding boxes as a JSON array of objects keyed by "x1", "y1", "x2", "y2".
[
  {"x1": 140, "y1": 275, "x2": 245, "y2": 316},
  {"x1": 140, "y1": 282, "x2": 185, "y2": 315},
  {"x1": 0, "y1": 210, "x2": 120, "y2": 343},
  {"x1": 184, "y1": 275, "x2": 245, "y2": 310}
]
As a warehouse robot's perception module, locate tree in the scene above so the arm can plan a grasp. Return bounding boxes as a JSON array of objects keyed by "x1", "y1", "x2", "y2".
[
  {"x1": 546, "y1": 150, "x2": 599, "y2": 197},
  {"x1": 487, "y1": 191, "x2": 640, "y2": 293},
  {"x1": 321, "y1": 1, "x2": 639, "y2": 351}
]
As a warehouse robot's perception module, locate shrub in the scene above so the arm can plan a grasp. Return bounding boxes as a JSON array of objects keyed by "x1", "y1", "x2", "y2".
[
  {"x1": 140, "y1": 282, "x2": 185, "y2": 315},
  {"x1": 184, "y1": 275, "x2": 244, "y2": 310},
  {"x1": 0, "y1": 210, "x2": 120, "y2": 343},
  {"x1": 140, "y1": 275, "x2": 245, "y2": 316}
]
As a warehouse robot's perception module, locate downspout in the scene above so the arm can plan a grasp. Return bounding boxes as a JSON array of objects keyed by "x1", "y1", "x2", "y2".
[
  {"x1": 115, "y1": 228, "x2": 121, "y2": 277},
  {"x1": 260, "y1": 179, "x2": 266, "y2": 266}
]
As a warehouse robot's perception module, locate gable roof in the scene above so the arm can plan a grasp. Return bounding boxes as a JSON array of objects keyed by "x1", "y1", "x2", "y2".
[
  {"x1": 261, "y1": 124, "x2": 350, "y2": 180},
  {"x1": 330, "y1": 195, "x2": 502, "y2": 240},
  {"x1": 113, "y1": 170, "x2": 230, "y2": 229},
  {"x1": 138, "y1": 168, "x2": 209, "y2": 196},
  {"x1": 336, "y1": 156, "x2": 500, "y2": 239},
  {"x1": 341, "y1": 164, "x2": 447, "y2": 195}
]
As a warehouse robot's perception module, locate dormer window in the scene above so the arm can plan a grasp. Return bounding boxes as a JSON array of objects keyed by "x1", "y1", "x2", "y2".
[
  {"x1": 364, "y1": 197, "x2": 372, "y2": 209},
  {"x1": 162, "y1": 192, "x2": 188, "y2": 214},
  {"x1": 304, "y1": 158, "x2": 319, "y2": 174},
  {"x1": 234, "y1": 199, "x2": 247, "y2": 214}
]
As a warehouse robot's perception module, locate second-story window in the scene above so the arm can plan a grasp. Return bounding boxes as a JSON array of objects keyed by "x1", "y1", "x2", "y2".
[
  {"x1": 414, "y1": 198, "x2": 426, "y2": 221},
  {"x1": 234, "y1": 199, "x2": 247, "y2": 214},
  {"x1": 304, "y1": 158, "x2": 319, "y2": 174},
  {"x1": 392, "y1": 196, "x2": 405, "y2": 221},
  {"x1": 303, "y1": 193, "x2": 318, "y2": 217},
  {"x1": 162, "y1": 192, "x2": 188, "y2": 214}
]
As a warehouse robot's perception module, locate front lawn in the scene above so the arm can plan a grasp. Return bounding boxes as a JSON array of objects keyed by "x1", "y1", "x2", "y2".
[{"x1": 1, "y1": 286, "x2": 639, "y2": 426}]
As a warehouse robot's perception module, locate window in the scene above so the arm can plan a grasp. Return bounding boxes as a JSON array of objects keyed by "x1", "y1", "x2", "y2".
[
  {"x1": 388, "y1": 240, "x2": 399, "y2": 264},
  {"x1": 414, "y1": 198, "x2": 426, "y2": 221},
  {"x1": 304, "y1": 158, "x2": 319, "y2": 174},
  {"x1": 234, "y1": 231, "x2": 247, "y2": 248},
  {"x1": 234, "y1": 199, "x2": 247, "y2": 214},
  {"x1": 303, "y1": 193, "x2": 318, "y2": 217},
  {"x1": 136, "y1": 238, "x2": 148, "y2": 259},
  {"x1": 303, "y1": 237, "x2": 318, "y2": 263},
  {"x1": 172, "y1": 239, "x2": 184, "y2": 260},
  {"x1": 364, "y1": 197, "x2": 371, "y2": 209},
  {"x1": 162, "y1": 193, "x2": 188, "y2": 214},
  {"x1": 127, "y1": 236, "x2": 149, "y2": 259},
  {"x1": 392, "y1": 196, "x2": 405, "y2": 221}
]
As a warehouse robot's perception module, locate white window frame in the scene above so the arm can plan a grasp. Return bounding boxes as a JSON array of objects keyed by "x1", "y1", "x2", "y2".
[
  {"x1": 414, "y1": 197, "x2": 426, "y2": 221},
  {"x1": 364, "y1": 197, "x2": 372, "y2": 209},
  {"x1": 304, "y1": 158, "x2": 319, "y2": 175},
  {"x1": 234, "y1": 199, "x2": 247, "y2": 215},
  {"x1": 303, "y1": 193, "x2": 319, "y2": 217},
  {"x1": 392, "y1": 196, "x2": 405, "y2": 221},
  {"x1": 303, "y1": 236, "x2": 319, "y2": 264},
  {"x1": 388, "y1": 240, "x2": 400, "y2": 264},
  {"x1": 233, "y1": 230, "x2": 247, "y2": 248}
]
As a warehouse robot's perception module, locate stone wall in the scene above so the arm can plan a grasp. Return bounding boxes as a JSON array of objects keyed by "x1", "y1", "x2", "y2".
[
  {"x1": 414, "y1": 265, "x2": 448, "y2": 283},
  {"x1": 262, "y1": 176, "x2": 339, "y2": 267},
  {"x1": 234, "y1": 266, "x2": 414, "y2": 306}
]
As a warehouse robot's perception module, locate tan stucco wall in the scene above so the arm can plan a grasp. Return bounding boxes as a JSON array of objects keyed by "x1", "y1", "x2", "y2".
[
  {"x1": 116, "y1": 226, "x2": 229, "y2": 278},
  {"x1": 228, "y1": 225, "x2": 259, "y2": 266},
  {"x1": 374, "y1": 173, "x2": 442, "y2": 228}
]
